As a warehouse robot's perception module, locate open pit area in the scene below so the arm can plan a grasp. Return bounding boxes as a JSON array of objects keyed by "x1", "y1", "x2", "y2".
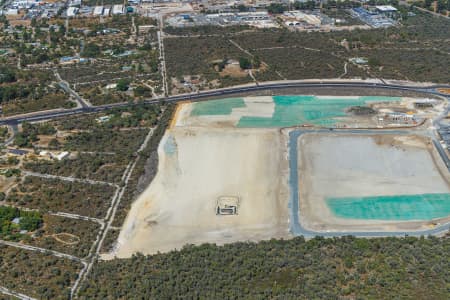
[
  {"x1": 114, "y1": 126, "x2": 290, "y2": 257},
  {"x1": 297, "y1": 133, "x2": 450, "y2": 233},
  {"x1": 113, "y1": 94, "x2": 450, "y2": 257}
]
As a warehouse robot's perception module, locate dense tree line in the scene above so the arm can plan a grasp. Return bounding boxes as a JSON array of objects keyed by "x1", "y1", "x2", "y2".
[{"x1": 81, "y1": 236, "x2": 450, "y2": 299}]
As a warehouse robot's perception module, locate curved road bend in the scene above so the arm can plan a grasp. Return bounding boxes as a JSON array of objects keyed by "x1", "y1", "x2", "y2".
[{"x1": 0, "y1": 81, "x2": 449, "y2": 126}]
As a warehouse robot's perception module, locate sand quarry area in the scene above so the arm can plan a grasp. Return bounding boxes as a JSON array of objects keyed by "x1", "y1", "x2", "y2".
[
  {"x1": 298, "y1": 133, "x2": 450, "y2": 232},
  {"x1": 113, "y1": 99, "x2": 290, "y2": 257},
  {"x1": 111, "y1": 95, "x2": 450, "y2": 258}
]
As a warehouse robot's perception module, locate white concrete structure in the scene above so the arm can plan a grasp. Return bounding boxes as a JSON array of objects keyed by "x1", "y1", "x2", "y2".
[
  {"x1": 6, "y1": 8, "x2": 19, "y2": 15},
  {"x1": 55, "y1": 151, "x2": 69, "y2": 161},
  {"x1": 93, "y1": 6, "x2": 103, "y2": 16},
  {"x1": 67, "y1": 7, "x2": 78, "y2": 17},
  {"x1": 375, "y1": 5, "x2": 398, "y2": 12},
  {"x1": 112, "y1": 4, "x2": 124, "y2": 15}
]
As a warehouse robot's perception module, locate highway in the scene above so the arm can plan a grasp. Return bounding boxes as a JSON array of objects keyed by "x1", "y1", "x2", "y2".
[{"x1": 1, "y1": 80, "x2": 449, "y2": 126}]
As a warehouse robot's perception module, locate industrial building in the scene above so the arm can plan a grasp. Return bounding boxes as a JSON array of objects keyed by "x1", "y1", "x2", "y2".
[
  {"x1": 351, "y1": 7, "x2": 396, "y2": 28},
  {"x1": 166, "y1": 11, "x2": 278, "y2": 28}
]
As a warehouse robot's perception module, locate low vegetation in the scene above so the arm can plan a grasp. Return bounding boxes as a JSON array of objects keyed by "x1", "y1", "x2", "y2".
[
  {"x1": 6, "y1": 176, "x2": 116, "y2": 218},
  {"x1": 64, "y1": 128, "x2": 148, "y2": 154},
  {"x1": 100, "y1": 228, "x2": 120, "y2": 253},
  {"x1": 164, "y1": 10, "x2": 450, "y2": 87},
  {"x1": 164, "y1": 35, "x2": 255, "y2": 92},
  {"x1": 0, "y1": 244, "x2": 82, "y2": 299},
  {"x1": 0, "y1": 205, "x2": 43, "y2": 242},
  {"x1": 54, "y1": 104, "x2": 162, "y2": 130},
  {"x1": 29, "y1": 215, "x2": 100, "y2": 258},
  {"x1": 112, "y1": 104, "x2": 174, "y2": 227},
  {"x1": 0, "y1": 67, "x2": 73, "y2": 115},
  {"x1": 14, "y1": 122, "x2": 56, "y2": 148},
  {"x1": 24, "y1": 153, "x2": 129, "y2": 183}
]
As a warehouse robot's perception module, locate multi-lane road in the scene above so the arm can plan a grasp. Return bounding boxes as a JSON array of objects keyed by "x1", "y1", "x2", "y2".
[{"x1": 1, "y1": 80, "x2": 449, "y2": 126}]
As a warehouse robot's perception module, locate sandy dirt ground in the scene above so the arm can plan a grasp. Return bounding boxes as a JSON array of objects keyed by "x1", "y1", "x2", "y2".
[
  {"x1": 298, "y1": 133, "x2": 450, "y2": 232},
  {"x1": 0, "y1": 175, "x2": 16, "y2": 193},
  {"x1": 113, "y1": 124, "x2": 290, "y2": 257},
  {"x1": 111, "y1": 95, "x2": 448, "y2": 257},
  {"x1": 176, "y1": 96, "x2": 275, "y2": 128}
]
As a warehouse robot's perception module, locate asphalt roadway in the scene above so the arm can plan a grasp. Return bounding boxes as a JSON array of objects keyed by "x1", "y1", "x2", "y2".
[{"x1": 1, "y1": 80, "x2": 449, "y2": 126}]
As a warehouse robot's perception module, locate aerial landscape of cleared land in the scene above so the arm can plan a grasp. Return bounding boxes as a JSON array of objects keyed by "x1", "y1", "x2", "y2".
[
  {"x1": 113, "y1": 93, "x2": 450, "y2": 257},
  {"x1": 298, "y1": 133, "x2": 450, "y2": 232},
  {"x1": 0, "y1": 0, "x2": 449, "y2": 298}
]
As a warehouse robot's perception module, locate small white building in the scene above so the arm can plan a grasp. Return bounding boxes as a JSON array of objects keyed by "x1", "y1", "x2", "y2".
[
  {"x1": 112, "y1": 4, "x2": 124, "y2": 15},
  {"x1": 6, "y1": 8, "x2": 19, "y2": 15},
  {"x1": 96, "y1": 115, "x2": 112, "y2": 123},
  {"x1": 55, "y1": 151, "x2": 69, "y2": 161},
  {"x1": 105, "y1": 83, "x2": 117, "y2": 89},
  {"x1": 375, "y1": 5, "x2": 398, "y2": 13},
  {"x1": 67, "y1": 7, "x2": 78, "y2": 17},
  {"x1": 93, "y1": 6, "x2": 103, "y2": 16},
  {"x1": 69, "y1": 0, "x2": 81, "y2": 6}
]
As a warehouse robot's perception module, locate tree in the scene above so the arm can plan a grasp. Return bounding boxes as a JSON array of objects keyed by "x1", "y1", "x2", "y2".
[
  {"x1": 368, "y1": 57, "x2": 381, "y2": 68},
  {"x1": 82, "y1": 43, "x2": 101, "y2": 58},
  {"x1": 48, "y1": 138, "x2": 60, "y2": 149},
  {"x1": 134, "y1": 85, "x2": 151, "y2": 98},
  {"x1": 239, "y1": 57, "x2": 252, "y2": 69},
  {"x1": 14, "y1": 133, "x2": 30, "y2": 147},
  {"x1": 116, "y1": 79, "x2": 130, "y2": 91},
  {"x1": 252, "y1": 56, "x2": 261, "y2": 69},
  {"x1": 267, "y1": 3, "x2": 286, "y2": 14}
]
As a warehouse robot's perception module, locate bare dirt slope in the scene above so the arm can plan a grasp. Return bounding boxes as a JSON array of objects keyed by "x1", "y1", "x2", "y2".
[{"x1": 114, "y1": 126, "x2": 290, "y2": 257}]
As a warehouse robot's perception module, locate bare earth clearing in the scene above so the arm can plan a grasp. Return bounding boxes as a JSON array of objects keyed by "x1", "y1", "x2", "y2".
[
  {"x1": 114, "y1": 122, "x2": 290, "y2": 257},
  {"x1": 111, "y1": 95, "x2": 449, "y2": 258},
  {"x1": 298, "y1": 133, "x2": 450, "y2": 232}
]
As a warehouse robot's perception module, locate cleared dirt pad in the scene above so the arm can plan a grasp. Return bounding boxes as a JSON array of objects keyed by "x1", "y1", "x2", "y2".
[
  {"x1": 298, "y1": 133, "x2": 450, "y2": 232},
  {"x1": 114, "y1": 126, "x2": 289, "y2": 257}
]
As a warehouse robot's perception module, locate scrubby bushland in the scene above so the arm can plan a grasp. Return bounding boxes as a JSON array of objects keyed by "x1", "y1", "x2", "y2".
[
  {"x1": 0, "y1": 206, "x2": 43, "y2": 241},
  {"x1": 80, "y1": 235, "x2": 450, "y2": 299},
  {"x1": 7, "y1": 176, "x2": 115, "y2": 218},
  {"x1": 54, "y1": 103, "x2": 162, "y2": 130},
  {"x1": 164, "y1": 10, "x2": 450, "y2": 86},
  {"x1": 111, "y1": 104, "x2": 175, "y2": 228},
  {"x1": 24, "y1": 153, "x2": 129, "y2": 183},
  {"x1": 64, "y1": 128, "x2": 148, "y2": 154},
  {"x1": 29, "y1": 215, "x2": 100, "y2": 258},
  {"x1": 0, "y1": 244, "x2": 82, "y2": 299}
]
